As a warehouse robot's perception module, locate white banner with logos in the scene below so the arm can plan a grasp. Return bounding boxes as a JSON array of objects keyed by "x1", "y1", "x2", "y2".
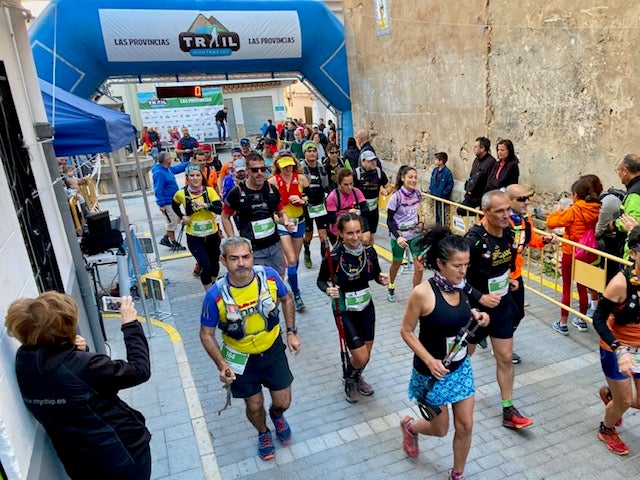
[{"x1": 99, "y1": 9, "x2": 301, "y2": 62}]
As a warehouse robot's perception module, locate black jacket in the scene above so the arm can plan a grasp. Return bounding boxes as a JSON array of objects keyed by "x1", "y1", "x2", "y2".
[
  {"x1": 15, "y1": 321, "x2": 151, "y2": 480},
  {"x1": 464, "y1": 153, "x2": 496, "y2": 206}
]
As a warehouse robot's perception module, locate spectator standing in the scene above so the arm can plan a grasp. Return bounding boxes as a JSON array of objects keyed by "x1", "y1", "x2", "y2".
[
  {"x1": 458, "y1": 136, "x2": 495, "y2": 213},
  {"x1": 343, "y1": 137, "x2": 361, "y2": 169},
  {"x1": 428, "y1": 152, "x2": 454, "y2": 225},
  {"x1": 265, "y1": 119, "x2": 278, "y2": 140},
  {"x1": 215, "y1": 106, "x2": 228, "y2": 142},
  {"x1": 152, "y1": 151, "x2": 187, "y2": 250},
  {"x1": 484, "y1": 139, "x2": 520, "y2": 192},
  {"x1": 176, "y1": 128, "x2": 199, "y2": 162}
]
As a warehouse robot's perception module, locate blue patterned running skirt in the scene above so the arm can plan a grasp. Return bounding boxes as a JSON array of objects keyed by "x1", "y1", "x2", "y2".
[{"x1": 408, "y1": 356, "x2": 475, "y2": 406}]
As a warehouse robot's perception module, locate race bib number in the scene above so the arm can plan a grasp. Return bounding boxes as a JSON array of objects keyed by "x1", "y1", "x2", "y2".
[
  {"x1": 365, "y1": 197, "x2": 378, "y2": 210},
  {"x1": 191, "y1": 219, "x2": 214, "y2": 237},
  {"x1": 308, "y1": 203, "x2": 327, "y2": 218},
  {"x1": 488, "y1": 270, "x2": 509, "y2": 297},
  {"x1": 277, "y1": 217, "x2": 299, "y2": 231},
  {"x1": 221, "y1": 343, "x2": 250, "y2": 375},
  {"x1": 398, "y1": 219, "x2": 417, "y2": 231},
  {"x1": 251, "y1": 217, "x2": 276, "y2": 239},
  {"x1": 445, "y1": 335, "x2": 468, "y2": 363},
  {"x1": 344, "y1": 288, "x2": 372, "y2": 311}
]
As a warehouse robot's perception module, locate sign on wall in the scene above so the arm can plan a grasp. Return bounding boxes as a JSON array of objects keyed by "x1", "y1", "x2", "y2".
[
  {"x1": 137, "y1": 87, "x2": 223, "y2": 142},
  {"x1": 375, "y1": 0, "x2": 390, "y2": 36},
  {"x1": 99, "y1": 10, "x2": 302, "y2": 62}
]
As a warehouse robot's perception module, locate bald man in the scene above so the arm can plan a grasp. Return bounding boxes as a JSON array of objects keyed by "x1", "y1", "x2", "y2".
[{"x1": 506, "y1": 184, "x2": 556, "y2": 363}]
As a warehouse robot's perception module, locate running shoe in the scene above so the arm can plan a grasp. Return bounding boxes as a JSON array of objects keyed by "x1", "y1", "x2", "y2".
[
  {"x1": 599, "y1": 386, "x2": 622, "y2": 426},
  {"x1": 551, "y1": 321, "x2": 569, "y2": 336},
  {"x1": 512, "y1": 352, "x2": 521, "y2": 364},
  {"x1": 159, "y1": 236, "x2": 172, "y2": 248},
  {"x1": 571, "y1": 317, "x2": 589, "y2": 332},
  {"x1": 356, "y1": 375, "x2": 374, "y2": 396},
  {"x1": 502, "y1": 405, "x2": 534, "y2": 429},
  {"x1": 294, "y1": 293, "x2": 305, "y2": 312},
  {"x1": 387, "y1": 288, "x2": 396, "y2": 303},
  {"x1": 172, "y1": 241, "x2": 186, "y2": 251},
  {"x1": 257, "y1": 430, "x2": 275, "y2": 460},
  {"x1": 401, "y1": 416, "x2": 419, "y2": 458},
  {"x1": 448, "y1": 470, "x2": 465, "y2": 480},
  {"x1": 304, "y1": 251, "x2": 312, "y2": 269},
  {"x1": 269, "y1": 407, "x2": 292, "y2": 445},
  {"x1": 598, "y1": 422, "x2": 628, "y2": 455},
  {"x1": 193, "y1": 263, "x2": 201, "y2": 277},
  {"x1": 344, "y1": 378, "x2": 358, "y2": 403}
]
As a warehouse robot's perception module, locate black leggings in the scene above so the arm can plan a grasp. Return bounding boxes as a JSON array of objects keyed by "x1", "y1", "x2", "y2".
[{"x1": 186, "y1": 233, "x2": 221, "y2": 285}]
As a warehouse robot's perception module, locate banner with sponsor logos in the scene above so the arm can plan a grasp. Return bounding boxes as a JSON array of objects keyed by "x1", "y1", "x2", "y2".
[
  {"x1": 137, "y1": 87, "x2": 223, "y2": 142},
  {"x1": 99, "y1": 9, "x2": 302, "y2": 62}
]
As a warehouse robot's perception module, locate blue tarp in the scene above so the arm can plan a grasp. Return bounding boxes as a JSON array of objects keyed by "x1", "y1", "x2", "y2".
[{"x1": 39, "y1": 79, "x2": 136, "y2": 156}]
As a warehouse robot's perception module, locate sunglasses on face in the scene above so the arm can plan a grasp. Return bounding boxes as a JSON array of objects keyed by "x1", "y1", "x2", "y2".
[
  {"x1": 516, "y1": 195, "x2": 530, "y2": 202},
  {"x1": 249, "y1": 166, "x2": 267, "y2": 173},
  {"x1": 328, "y1": 151, "x2": 339, "y2": 154}
]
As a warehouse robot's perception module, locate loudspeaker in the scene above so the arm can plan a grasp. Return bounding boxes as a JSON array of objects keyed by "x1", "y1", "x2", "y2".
[{"x1": 86, "y1": 211, "x2": 111, "y2": 235}]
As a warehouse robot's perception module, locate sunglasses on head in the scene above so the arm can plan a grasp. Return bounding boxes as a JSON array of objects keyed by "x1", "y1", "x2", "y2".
[
  {"x1": 249, "y1": 166, "x2": 267, "y2": 173},
  {"x1": 516, "y1": 195, "x2": 530, "y2": 202},
  {"x1": 277, "y1": 149, "x2": 292, "y2": 157}
]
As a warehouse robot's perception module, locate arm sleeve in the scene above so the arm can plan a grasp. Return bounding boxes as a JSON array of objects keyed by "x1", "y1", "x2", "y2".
[
  {"x1": 592, "y1": 297, "x2": 619, "y2": 347},
  {"x1": 83, "y1": 322, "x2": 150, "y2": 390},
  {"x1": 387, "y1": 209, "x2": 400, "y2": 238},
  {"x1": 316, "y1": 255, "x2": 332, "y2": 292}
]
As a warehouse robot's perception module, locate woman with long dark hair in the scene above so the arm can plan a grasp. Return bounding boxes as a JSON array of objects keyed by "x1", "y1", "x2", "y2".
[
  {"x1": 485, "y1": 138, "x2": 520, "y2": 192},
  {"x1": 400, "y1": 226, "x2": 489, "y2": 480}
]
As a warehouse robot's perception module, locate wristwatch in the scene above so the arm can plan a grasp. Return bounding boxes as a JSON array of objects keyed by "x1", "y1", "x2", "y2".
[{"x1": 286, "y1": 326, "x2": 298, "y2": 334}]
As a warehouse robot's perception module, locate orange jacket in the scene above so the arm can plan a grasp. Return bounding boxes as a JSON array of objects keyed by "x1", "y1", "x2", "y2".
[
  {"x1": 546, "y1": 199, "x2": 600, "y2": 255},
  {"x1": 511, "y1": 214, "x2": 546, "y2": 279}
]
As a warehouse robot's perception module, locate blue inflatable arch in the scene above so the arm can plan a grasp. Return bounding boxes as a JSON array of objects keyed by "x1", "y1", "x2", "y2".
[{"x1": 30, "y1": 0, "x2": 352, "y2": 139}]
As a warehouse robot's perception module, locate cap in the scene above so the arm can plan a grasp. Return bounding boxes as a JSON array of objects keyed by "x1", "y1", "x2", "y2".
[
  {"x1": 312, "y1": 123, "x2": 319, "y2": 128},
  {"x1": 233, "y1": 159, "x2": 247, "y2": 172},
  {"x1": 185, "y1": 164, "x2": 202, "y2": 174},
  {"x1": 628, "y1": 226, "x2": 640, "y2": 251},
  {"x1": 240, "y1": 138, "x2": 250, "y2": 146},
  {"x1": 360, "y1": 150, "x2": 377, "y2": 162},
  {"x1": 303, "y1": 141, "x2": 318, "y2": 152},
  {"x1": 277, "y1": 156, "x2": 296, "y2": 168},
  {"x1": 200, "y1": 144, "x2": 212, "y2": 152},
  {"x1": 267, "y1": 143, "x2": 278, "y2": 154}
]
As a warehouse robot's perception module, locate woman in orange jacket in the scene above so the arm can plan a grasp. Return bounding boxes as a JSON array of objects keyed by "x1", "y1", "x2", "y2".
[{"x1": 546, "y1": 176, "x2": 601, "y2": 334}]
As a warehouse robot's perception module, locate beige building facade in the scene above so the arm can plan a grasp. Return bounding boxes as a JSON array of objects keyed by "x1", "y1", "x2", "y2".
[{"x1": 343, "y1": 1, "x2": 640, "y2": 195}]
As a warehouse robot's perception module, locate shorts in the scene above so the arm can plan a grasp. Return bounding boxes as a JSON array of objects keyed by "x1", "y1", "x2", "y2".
[
  {"x1": 230, "y1": 335, "x2": 294, "y2": 398},
  {"x1": 361, "y1": 208, "x2": 380, "y2": 234},
  {"x1": 278, "y1": 217, "x2": 305, "y2": 239},
  {"x1": 391, "y1": 235, "x2": 423, "y2": 262},
  {"x1": 600, "y1": 347, "x2": 640, "y2": 381},
  {"x1": 304, "y1": 209, "x2": 329, "y2": 233},
  {"x1": 470, "y1": 294, "x2": 518, "y2": 341},
  {"x1": 408, "y1": 356, "x2": 475, "y2": 406},
  {"x1": 340, "y1": 301, "x2": 376, "y2": 350},
  {"x1": 159, "y1": 205, "x2": 180, "y2": 232},
  {"x1": 253, "y1": 242, "x2": 285, "y2": 278}
]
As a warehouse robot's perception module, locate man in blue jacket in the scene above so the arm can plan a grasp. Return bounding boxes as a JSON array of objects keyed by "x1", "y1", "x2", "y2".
[
  {"x1": 152, "y1": 151, "x2": 187, "y2": 250},
  {"x1": 429, "y1": 152, "x2": 454, "y2": 225}
]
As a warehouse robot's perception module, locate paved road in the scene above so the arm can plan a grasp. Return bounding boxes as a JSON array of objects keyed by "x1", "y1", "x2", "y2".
[{"x1": 97, "y1": 172, "x2": 640, "y2": 479}]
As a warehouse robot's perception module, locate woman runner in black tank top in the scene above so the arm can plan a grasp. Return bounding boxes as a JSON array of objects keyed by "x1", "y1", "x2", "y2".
[{"x1": 400, "y1": 226, "x2": 490, "y2": 480}]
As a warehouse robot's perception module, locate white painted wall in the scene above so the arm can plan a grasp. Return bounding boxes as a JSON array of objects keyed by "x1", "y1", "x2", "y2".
[{"x1": 0, "y1": 4, "x2": 74, "y2": 478}]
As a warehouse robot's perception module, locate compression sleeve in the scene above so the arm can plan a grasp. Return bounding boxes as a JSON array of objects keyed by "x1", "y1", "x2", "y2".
[
  {"x1": 387, "y1": 209, "x2": 400, "y2": 238},
  {"x1": 592, "y1": 297, "x2": 619, "y2": 347}
]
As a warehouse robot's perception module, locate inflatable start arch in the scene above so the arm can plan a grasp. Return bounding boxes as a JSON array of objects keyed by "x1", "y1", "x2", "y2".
[{"x1": 30, "y1": 0, "x2": 352, "y2": 137}]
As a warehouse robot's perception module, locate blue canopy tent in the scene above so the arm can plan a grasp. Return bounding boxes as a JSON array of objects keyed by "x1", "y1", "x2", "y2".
[
  {"x1": 39, "y1": 78, "x2": 136, "y2": 156},
  {"x1": 39, "y1": 78, "x2": 156, "y2": 339}
]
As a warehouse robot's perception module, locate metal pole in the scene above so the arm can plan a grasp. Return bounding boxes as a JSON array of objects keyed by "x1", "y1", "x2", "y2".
[
  {"x1": 130, "y1": 143, "x2": 163, "y2": 268},
  {"x1": 107, "y1": 150, "x2": 154, "y2": 337}
]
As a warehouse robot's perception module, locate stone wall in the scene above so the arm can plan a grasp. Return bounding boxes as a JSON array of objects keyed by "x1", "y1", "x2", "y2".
[{"x1": 343, "y1": 0, "x2": 640, "y2": 197}]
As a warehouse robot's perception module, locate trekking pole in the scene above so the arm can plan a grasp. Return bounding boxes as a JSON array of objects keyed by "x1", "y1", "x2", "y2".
[
  {"x1": 417, "y1": 316, "x2": 481, "y2": 421},
  {"x1": 172, "y1": 225, "x2": 184, "y2": 253},
  {"x1": 324, "y1": 238, "x2": 351, "y2": 392}
]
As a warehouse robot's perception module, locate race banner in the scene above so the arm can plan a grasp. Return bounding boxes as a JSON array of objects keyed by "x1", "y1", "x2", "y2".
[
  {"x1": 99, "y1": 9, "x2": 302, "y2": 62},
  {"x1": 137, "y1": 87, "x2": 223, "y2": 142}
]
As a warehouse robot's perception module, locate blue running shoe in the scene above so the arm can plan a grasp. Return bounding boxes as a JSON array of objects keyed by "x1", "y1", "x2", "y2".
[
  {"x1": 258, "y1": 430, "x2": 275, "y2": 460},
  {"x1": 269, "y1": 407, "x2": 292, "y2": 445}
]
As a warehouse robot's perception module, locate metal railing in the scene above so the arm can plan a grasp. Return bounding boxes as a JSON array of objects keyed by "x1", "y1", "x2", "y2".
[{"x1": 422, "y1": 193, "x2": 632, "y2": 321}]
